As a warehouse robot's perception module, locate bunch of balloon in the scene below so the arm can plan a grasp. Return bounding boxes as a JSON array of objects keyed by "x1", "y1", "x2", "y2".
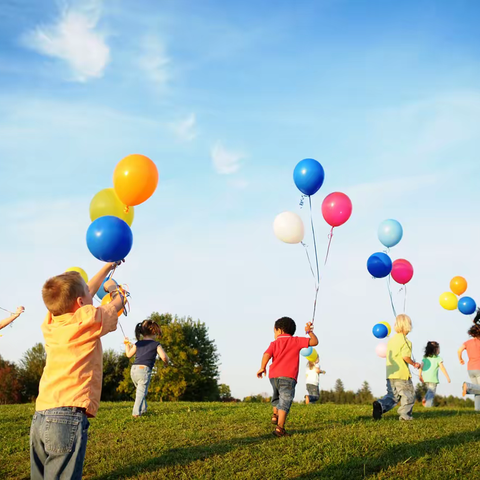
[
  {"x1": 301, "y1": 347, "x2": 318, "y2": 363},
  {"x1": 372, "y1": 322, "x2": 391, "y2": 359},
  {"x1": 440, "y1": 276, "x2": 476, "y2": 316}
]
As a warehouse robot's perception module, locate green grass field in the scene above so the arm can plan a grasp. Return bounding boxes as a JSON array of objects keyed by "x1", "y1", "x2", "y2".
[{"x1": 1, "y1": 402, "x2": 479, "y2": 479}]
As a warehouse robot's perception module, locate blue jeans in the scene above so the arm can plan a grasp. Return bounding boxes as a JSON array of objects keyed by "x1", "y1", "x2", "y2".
[
  {"x1": 377, "y1": 378, "x2": 415, "y2": 420},
  {"x1": 424, "y1": 382, "x2": 437, "y2": 408},
  {"x1": 131, "y1": 365, "x2": 152, "y2": 416},
  {"x1": 306, "y1": 383, "x2": 320, "y2": 404},
  {"x1": 30, "y1": 407, "x2": 90, "y2": 480},
  {"x1": 466, "y1": 369, "x2": 480, "y2": 411},
  {"x1": 270, "y1": 377, "x2": 296, "y2": 414}
]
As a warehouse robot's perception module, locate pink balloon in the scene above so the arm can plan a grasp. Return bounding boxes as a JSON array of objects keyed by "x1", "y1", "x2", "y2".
[
  {"x1": 391, "y1": 259, "x2": 414, "y2": 285},
  {"x1": 375, "y1": 343, "x2": 387, "y2": 358},
  {"x1": 321, "y1": 192, "x2": 352, "y2": 227}
]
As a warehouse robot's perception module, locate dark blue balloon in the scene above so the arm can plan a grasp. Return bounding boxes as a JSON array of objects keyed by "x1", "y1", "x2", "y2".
[
  {"x1": 458, "y1": 297, "x2": 477, "y2": 315},
  {"x1": 87, "y1": 216, "x2": 133, "y2": 262},
  {"x1": 293, "y1": 158, "x2": 325, "y2": 196},
  {"x1": 372, "y1": 323, "x2": 388, "y2": 339},
  {"x1": 367, "y1": 252, "x2": 392, "y2": 278},
  {"x1": 97, "y1": 277, "x2": 117, "y2": 300}
]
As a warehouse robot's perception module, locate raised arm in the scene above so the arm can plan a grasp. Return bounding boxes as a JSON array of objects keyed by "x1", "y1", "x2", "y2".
[
  {"x1": 87, "y1": 261, "x2": 123, "y2": 297},
  {"x1": 0, "y1": 306, "x2": 24, "y2": 331},
  {"x1": 439, "y1": 362, "x2": 451, "y2": 383},
  {"x1": 124, "y1": 339, "x2": 137, "y2": 358},
  {"x1": 305, "y1": 322, "x2": 319, "y2": 347}
]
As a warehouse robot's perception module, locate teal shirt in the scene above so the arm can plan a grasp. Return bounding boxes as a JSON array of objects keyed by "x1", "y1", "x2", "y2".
[{"x1": 421, "y1": 356, "x2": 443, "y2": 383}]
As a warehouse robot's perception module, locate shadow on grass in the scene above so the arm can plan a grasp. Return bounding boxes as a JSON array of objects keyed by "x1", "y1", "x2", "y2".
[{"x1": 292, "y1": 428, "x2": 480, "y2": 479}]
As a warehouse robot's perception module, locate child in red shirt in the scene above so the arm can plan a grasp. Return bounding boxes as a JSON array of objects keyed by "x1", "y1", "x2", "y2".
[{"x1": 257, "y1": 317, "x2": 318, "y2": 437}]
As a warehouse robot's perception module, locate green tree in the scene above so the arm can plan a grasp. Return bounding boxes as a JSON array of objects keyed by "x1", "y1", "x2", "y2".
[
  {"x1": 119, "y1": 313, "x2": 220, "y2": 402},
  {"x1": 102, "y1": 349, "x2": 131, "y2": 401},
  {"x1": 356, "y1": 381, "x2": 374, "y2": 404},
  {"x1": 0, "y1": 355, "x2": 22, "y2": 404},
  {"x1": 18, "y1": 343, "x2": 46, "y2": 402},
  {"x1": 219, "y1": 384, "x2": 232, "y2": 400},
  {"x1": 415, "y1": 382, "x2": 428, "y2": 402},
  {"x1": 334, "y1": 378, "x2": 345, "y2": 403}
]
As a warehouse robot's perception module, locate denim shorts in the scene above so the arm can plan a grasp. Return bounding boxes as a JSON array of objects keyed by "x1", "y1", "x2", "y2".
[
  {"x1": 270, "y1": 377, "x2": 296, "y2": 414},
  {"x1": 306, "y1": 383, "x2": 320, "y2": 400}
]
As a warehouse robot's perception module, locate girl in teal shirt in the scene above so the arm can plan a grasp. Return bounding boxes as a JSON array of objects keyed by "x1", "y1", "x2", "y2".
[{"x1": 419, "y1": 341, "x2": 451, "y2": 407}]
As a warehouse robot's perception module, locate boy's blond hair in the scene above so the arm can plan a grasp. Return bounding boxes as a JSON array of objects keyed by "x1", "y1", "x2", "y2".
[
  {"x1": 394, "y1": 314, "x2": 412, "y2": 334},
  {"x1": 42, "y1": 272, "x2": 87, "y2": 316}
]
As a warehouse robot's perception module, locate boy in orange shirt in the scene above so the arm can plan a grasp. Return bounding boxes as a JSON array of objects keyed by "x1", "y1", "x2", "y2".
[{"x1": 30, "y1": 262, "x2": 126, "y2": 480}]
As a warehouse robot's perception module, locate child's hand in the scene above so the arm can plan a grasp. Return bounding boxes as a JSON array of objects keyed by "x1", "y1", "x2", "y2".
[
  {"x1": 15, "y1": 306, "x2": 25, "y2": 315},
  {"x1": 257, "y1": 368, "x2": 266, "y2": 378},
  {"x1": 419, "y1": 376, "x2": 424, "y2": 383},
  {"x1": 413, "y1": 362, "x2": 421, "y2": 369},
  {"x1": 305, "y1": 322, "x2": 313, "y2": 334},
  {"x1": 320, "y1": 370, "x2": 326, "y2": 374},
  {"x1": 448, "y1": 379, "x2": 451, "y2": 383},
  {"x1": 111, "y1": 260, "x2": 125, "y2": 269},
  {"x1": 104, "y1": 279, "x2": 117, "y2": 293},
  {"x1": 460, "y1": 359, "x2": 465, "y2": 365},
  {"x1": 123, "y1": 337, "x2": 130, "y2": 345}
]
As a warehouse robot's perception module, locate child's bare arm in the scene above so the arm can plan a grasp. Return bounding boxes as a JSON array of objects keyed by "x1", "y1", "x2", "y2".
[
  {"x1": 157, "y1": 345, "x2": 169, "y2": 365},
  {"x1": 402, "y1": 356, "x2": 421, "y2": 369},
  {"x1": 439, "y1": 362, "x2": 451, "y2": 383},
  {"x1": 305, "y1": 322, "x2": 318, "y2": 346},
  {"x1": 88, "y1": 261, "x2": 123, "y2": 297},
  {"x1": 257, "y1": 353, "x2": 272, "y2": 378},
  {"x1": 124, "y1": 340, "x2": 136, "y2": 358},
  {"x1": 418, "y1": 363, "x2": 424, "y2": 382},
  {"x1": 104, "y1": 280, "x2": 126, "y2": 314},
  {"x1": 458, "y1": 345, "x2": 466, "y2": 365},
  {"x1": 0, "y1": 306, "x2": 24, "y2": 331}
]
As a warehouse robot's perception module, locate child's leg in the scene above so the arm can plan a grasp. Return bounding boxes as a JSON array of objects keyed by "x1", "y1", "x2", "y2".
[
  {"x1": 377, "y1": 379, "x2": 400, "y2": 414},
  {"x1": 467, "y1": 370, "x2": 480, "y2": 411},
  {"x1": 31, "y1": 408, "x2": 89, "y2": 480},
  {"x1": 396, "y1": 379, "x2": 415, "y2": 420},
  {"x1": 424, "y1": 383, "x2": 437, "y2": 408},
  {"x1": 140, "y1": 369, "x2": 152, "y2": 415},
  {"x1": 131, "y1": 365, "x2": 149, "y2": 416},
  {"x1": 274, "y1": 377, "x2": 296, "y2": 430},
  {"x1": 270, "y1": 378, "x2": 280, "y2": 419}
]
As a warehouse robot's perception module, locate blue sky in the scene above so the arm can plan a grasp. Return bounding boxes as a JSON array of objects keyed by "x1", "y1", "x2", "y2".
[{"x1": 1, "y1": 0, "x2": 480, "y2": 401}]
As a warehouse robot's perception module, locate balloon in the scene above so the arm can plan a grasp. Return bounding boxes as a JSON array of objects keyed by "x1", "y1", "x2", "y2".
[
  {"x1": 305, "y1": 349, "x2": 318, "y2": 362},
  {"x1": 376, "y1": 343, "x2": 387, "y2": 358},
  {"x1": 367, "y1": 252, "x2": 392, "y2": 278},
  {"x1": 65, "y1": 267, "x2": 88, "y2": 283},
  {"x1": 293, "y1": 158, "x2": 325, "y2": 196},
  {"x1": 439, "y1": 292, "x2": 458, "y2": 311},
  {"x1": 321, "y1": 192, "x2": 352, "y2": 228},
  {"x1": 372, "y1": 323, "x2": 388, "y2": 339},
  {"x1": 113, "y1": 154, "x2": 158, "y2": 209},
  {"x1": 86, "y1": 216, "x2": 133, "y2": 262},
  {"x1": 300, "y1": 347, "x2": 313, "y2": 357},
  {"x1": 101, "y1": 293, "x2": 123, "y2": 317},
  {"x1": 90, "y1": 188, "x2": 134, "y2": 226},
  {"x1": 458, "y1": 297, "x2": 477, "y2": 315},
  {"x1": 378, "y1": 219, "x2": 403, "y2": 248},
  {"x1": 391, "y1": 259, "x2": 414, "y2": 285},
  {"x1": 379, "y1": 321, "x2": 391, "y2": 336},
  {"x1": 450, "y1": 276, "x2": 467, "y2": 296},
  {"x1": 97, "y1": 277, "x2": 117, "y2": 301},
  {"x1": 273, "y1": 212, "x2": 304, "y2": 244}
]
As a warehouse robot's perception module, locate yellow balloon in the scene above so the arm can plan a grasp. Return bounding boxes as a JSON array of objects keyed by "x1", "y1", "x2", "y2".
[
  {"x1": 305, "y1": 349, "x2": 318, "y2": 362},
  {"x1": 65, "y1": 267, "x2": 88, "y2": 283},
  {"x1": 101, "y1": 293, "x2": 123, "y2": 317},
  {"x1": 439, "y1": 292, "x2": 458, "y2": 311},
  {"x1": 89, "y1": 188, "x2": 134, "y2": 226},
  {"x1": 379, "y1": 321, "x2": 391, "y2": 336}
]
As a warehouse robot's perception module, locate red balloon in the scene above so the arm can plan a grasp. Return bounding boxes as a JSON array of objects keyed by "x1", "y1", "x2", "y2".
[
  {"x1": 321, "y1": 192, "x2": 352, "y2": 227},
  {"x1": 391, "y1": 259, "x2": 414, "y2": 284}
]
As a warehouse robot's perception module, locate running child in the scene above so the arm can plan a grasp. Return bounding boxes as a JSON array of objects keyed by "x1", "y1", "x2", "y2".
[
  {"x1": 419, "y1": 341, "x2": 451, "y2": 407},
  {"x1": 305, "y1": 357, "x2": 326, "y2": 404}
]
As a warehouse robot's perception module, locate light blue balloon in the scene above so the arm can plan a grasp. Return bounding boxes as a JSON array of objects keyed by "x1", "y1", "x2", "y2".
[
  {"x1": 300, "y1": 347, "x2": 313, "y2": 357},
  {"x1": 378, "y1": 219, "x2": 403, "y2": 248}
]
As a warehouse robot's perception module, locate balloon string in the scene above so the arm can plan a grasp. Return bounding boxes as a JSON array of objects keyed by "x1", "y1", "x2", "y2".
[
  {"x1": 404, "y1": 285, "x2": 407, "y2": 313},
  {"x1": 311, "y1": 285, "x2": 320, "y2": 326},
  {"x1": 118, "y1": 320, "x2": 126, "y2": 337},
  {"x1": 301, "y1": 242, "x2": 317, "y2": 285},
  {"x1": 386, "y1": 275, "x2": 397, "y2": 318},
  {"x1": 324, "y1": 227, "x2": 334, "y2": 265},
  {"x1": 308, "y1": 196, "x2": 320, "y2": 285},
  {"x1": 0, "y1": 306, "x2": 15, "y2": 315}
]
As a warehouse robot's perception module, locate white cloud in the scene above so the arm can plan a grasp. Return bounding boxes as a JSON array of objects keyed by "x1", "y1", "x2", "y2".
[
  {"x1": 211, "y1": 141, "x2": 244, "y2": 175},
  {"x1": 171, "y1": 113, "x2": 197, "y2": 142},
  {"x1": 138, "y1": 35, "x2": 170, "y2": 88},
  {"x1": 23, "y1": 0, "x2": 110, "y2": 82}
]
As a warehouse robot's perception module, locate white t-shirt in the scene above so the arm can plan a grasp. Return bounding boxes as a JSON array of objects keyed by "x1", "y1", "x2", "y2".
[{"x1": 306, "y1": 365, "x2": 321, "y2": 386}]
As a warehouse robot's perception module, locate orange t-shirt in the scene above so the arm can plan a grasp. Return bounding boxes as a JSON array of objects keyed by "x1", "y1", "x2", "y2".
[
  {"x1": 464, "y1": 338, "x2": 480, "y2": 371},
  {"x1": 36, "y1": 303, "x2": 118, "y2": 417}
]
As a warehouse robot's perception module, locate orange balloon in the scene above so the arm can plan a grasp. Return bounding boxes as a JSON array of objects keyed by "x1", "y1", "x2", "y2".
[
  {"x1": 450, "y1": 276, "x2": 467, "y2": 296},
  {"x1": 101, "y1": 293, "x2": 123, "y2": 317},
  {"x1": 113, "y1": 154, "x2": 158, "y2": 209}
]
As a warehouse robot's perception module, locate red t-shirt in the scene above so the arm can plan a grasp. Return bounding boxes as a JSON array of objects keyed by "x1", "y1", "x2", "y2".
[
  {"x1": 464, "y1": 338, "x2": 480, "y2": 371},
  {"x1": 265, "y1": 334, "x2": 310, "y2": 381}
]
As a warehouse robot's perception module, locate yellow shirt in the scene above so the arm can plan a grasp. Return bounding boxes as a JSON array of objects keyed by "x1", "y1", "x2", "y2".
[
  {"x1": 386, "y1": 333, "x2": 412, "y2": 380},
  {"x1": 36, "y1": 303, "x2": 118, "y2": 417}
]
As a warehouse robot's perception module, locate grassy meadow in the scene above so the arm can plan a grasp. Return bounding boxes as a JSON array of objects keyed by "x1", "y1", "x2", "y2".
[{"x1": 1, "y1": 402, "x2": 480, "y2": 479}]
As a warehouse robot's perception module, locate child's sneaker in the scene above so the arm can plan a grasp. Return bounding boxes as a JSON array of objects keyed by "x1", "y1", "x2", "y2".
[{"x1": 372, "y1": 401, "x2": 383, "y2": 420}]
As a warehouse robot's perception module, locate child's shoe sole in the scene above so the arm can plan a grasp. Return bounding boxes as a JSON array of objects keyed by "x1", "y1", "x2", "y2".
[{"x1": 372, "y1": 401, "x2": 383, "y2": 420}]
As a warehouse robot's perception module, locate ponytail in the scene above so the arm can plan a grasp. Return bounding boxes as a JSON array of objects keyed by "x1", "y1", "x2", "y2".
[
  {"x1": 135, "y1": 320, "x2": 161, "y2": 341},
  {"x1": 135, "y1": 322, "x2": 143, "y2": 341}
]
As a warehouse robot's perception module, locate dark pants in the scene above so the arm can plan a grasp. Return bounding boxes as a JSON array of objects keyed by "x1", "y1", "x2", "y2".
[{"x1": 306, "y1": 383, "x2": 320, "y2": 403}]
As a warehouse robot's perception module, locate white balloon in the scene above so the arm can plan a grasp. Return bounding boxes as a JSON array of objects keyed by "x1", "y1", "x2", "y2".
[
  {"x1": 375, "y1": 343, "x2": 387, "y2": 358},
  {"x1": 273, "y1": 212, "x2": 305, "y2": 244}
]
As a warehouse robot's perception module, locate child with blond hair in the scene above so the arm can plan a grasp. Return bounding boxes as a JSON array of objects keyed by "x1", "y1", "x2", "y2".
[
  {"x1": 305, "y1": 358, "x2": 325, "y2": 405},
  {"x1": 30, "y1": 262, "x2": 126, "y2": 480},
  {"x1": 373, "y1": 314, "x2": 421, "y2": 421}
]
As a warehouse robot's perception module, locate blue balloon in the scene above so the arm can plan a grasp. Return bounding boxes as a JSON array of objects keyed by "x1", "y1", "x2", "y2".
[
  {"x1": 372, "y1": 323, "x2": 388, "y2": 339},
  {"x1": 293, "y1": 158, "x2": 325, "y2": 196},
  {"x1": 97, "y1": 277, "x2": 117, "y2": 300},
  {"x1": 378, "y1": 219, "x2": 403, "y2": 248},
  {"x1": 86, "y1": 216, "x2": 133, "y2": 262},
  {"x1": 300, "y1": 347, "x2": 313, "y2": 357},
  {"x1": 458, "y1": 297, "x2": 477, "y2": 315},
  {"x1": 367, "y1": 252, "x2": 392, "y2": 278}
]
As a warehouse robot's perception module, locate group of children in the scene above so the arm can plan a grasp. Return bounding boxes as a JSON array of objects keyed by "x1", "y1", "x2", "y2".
[{"x1": 1, "y1": 261, "x2": 479, "y2": 478}]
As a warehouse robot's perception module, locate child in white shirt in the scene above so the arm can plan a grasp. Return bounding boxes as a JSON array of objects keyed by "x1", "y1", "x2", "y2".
[{"x1": 305, "y1": 358, "x2": 325, "y2": 404}]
